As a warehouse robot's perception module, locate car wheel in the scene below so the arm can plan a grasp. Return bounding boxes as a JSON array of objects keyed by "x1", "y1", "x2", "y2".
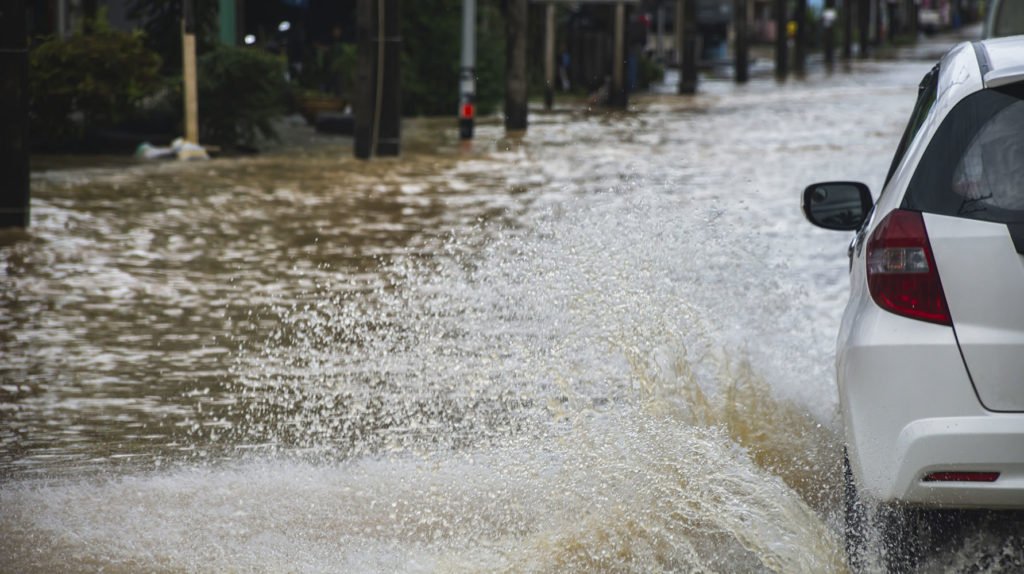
[
  {"x1": 876, "y1": 502, "x2": 925, "y2": 573},
  {"x1": 843, "y1": 449, "x2": 870, "y2": 572}
]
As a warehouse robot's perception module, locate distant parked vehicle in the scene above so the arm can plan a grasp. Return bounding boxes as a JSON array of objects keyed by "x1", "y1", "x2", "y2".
[
  {"x1": 803, "y1": 35, "x2": 1024, "y2": 572},
  {"x1": 985, "y1": 0, "x2": 1024, "y2": 38},
  {"x1": 918, "y1": 0, "x2": 950, "y2": 34}
]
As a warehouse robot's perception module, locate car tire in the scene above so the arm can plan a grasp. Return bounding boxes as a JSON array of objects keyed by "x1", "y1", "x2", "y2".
[
  {"x1": 843, "y1": 449, "x2": 870, "y2": 572},
  {"x1": 877, "y1": 503, "x2": 925, "y2": 573},
  {"x1": 844, "y1": 449, "x2": 926, "y2": 573}
]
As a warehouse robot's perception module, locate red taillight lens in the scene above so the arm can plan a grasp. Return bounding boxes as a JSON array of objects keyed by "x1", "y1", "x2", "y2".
[
  {"x1": 866, "y1": 210, "x2": 951, "y2": 326},
  {"x1": 922, "y1": 472, "x2": 1000, "y2": 482}
]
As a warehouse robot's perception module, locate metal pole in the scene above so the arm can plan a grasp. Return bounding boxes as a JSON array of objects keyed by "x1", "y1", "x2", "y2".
[
  {"x1": 0, "y1": 0, "x2": 29, "y2": 228},
  {"x1": 182, "y1": 0, "x2": 200, "y2": 144},
  {"x1": 460, "y1": 0, "x2": 476, "y2": 137},
  {"x1": 544, "y1": 3, "x2": 555, "y2": 111}
]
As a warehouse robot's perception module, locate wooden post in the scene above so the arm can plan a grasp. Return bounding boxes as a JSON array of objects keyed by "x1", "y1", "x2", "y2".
[
  {"x1": 609, "y1": 3, "x2": 626, "y2": 107},
  {"x1": 0, "y1": 0, "x2": 29, "y2": 228},
  {"x1": 794, "y1": 0, "x2": 807, "y2": 75},
  {"x1": 182, "y1": 0, "x2": 200, "y2": 144},
  {"x1": 843, "y1": 0, "x2": 853, "y2": 59},
  {"x1": 505, "y1": 0, "x2": 528, "y2": 131},
  {"x1": 734, "y1": 0, "x2": 749, "y2": 83},
  {"x1": 775, "y1": 0, "x2": 788, "y2": 79},
  {"x1": 679, "y1": 0, "x2": 698, "y2": 94},
  {"x1": 824, "y1": 0, "x2": 836, "y2": 65},
  {"x1": 544, "y1": 3, "x2": 555, "y2": 110},
  {"x1": 858, "y1": 0, "x2": 870, "y2": 58}
]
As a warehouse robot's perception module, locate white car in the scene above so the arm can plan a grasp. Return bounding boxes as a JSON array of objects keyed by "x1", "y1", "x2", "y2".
[{"x1": 802, "y1": 36, "x2": 1024, "y2": 570}]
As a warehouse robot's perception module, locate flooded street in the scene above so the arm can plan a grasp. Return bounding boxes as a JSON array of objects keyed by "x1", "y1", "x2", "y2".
[{"x1": 2, "y1": 52, "x2": 1020, "y2": 571}]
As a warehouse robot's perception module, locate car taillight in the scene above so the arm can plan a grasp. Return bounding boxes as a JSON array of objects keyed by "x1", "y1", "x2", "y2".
[
  {"x1": 866, "y1": 210, "x2": 951, "y2": 326},
  {"x1": 922, "y1": 471, "x2": 999, "y2": 482}
]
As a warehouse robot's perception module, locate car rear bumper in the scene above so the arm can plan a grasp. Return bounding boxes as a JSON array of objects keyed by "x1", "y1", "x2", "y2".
[
  {"x1": 838, "y1": 299, "x2": 1024, "y2": 509},
  {"x1": 894, "y1": 415, "x2": 1024, "y2": 508}
]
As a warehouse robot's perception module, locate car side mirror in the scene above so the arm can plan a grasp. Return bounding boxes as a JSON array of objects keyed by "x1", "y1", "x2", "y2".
[{"x1": 802, "y1": 181, "x2": 873, "y2": 231}]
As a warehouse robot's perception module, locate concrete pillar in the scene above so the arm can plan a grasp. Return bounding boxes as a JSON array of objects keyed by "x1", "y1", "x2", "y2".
[
  {"x1": 505, "y1": 0, "x2": 528, "y2": 131},
  {"x1": 734, "y1": 0, "x2": 749, "y2": 83},
  {"x1": 794, "y1": 0, "x2": 807, "y2": 74},
  {"x1": 775, "y1": 0, "x2": 788, "y2": 79},
  {"x1": 355, "y1": 0, "x2": 402, "y2": 159},
  {"x1": 679, "y1": 0, "x2": 698, "y2": 94}
]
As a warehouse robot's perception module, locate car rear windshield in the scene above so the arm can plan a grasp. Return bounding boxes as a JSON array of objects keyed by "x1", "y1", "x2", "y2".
[{"x1": 902, "y1": 83, "x2": 1024, "y2": 223}]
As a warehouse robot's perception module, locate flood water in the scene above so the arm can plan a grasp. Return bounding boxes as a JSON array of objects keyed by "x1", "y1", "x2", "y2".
[{"x1": 2, "y1": 53, "x2": 1022, "y2": 572}]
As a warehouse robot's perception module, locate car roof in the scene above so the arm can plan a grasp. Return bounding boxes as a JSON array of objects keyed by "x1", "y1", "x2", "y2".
[{"x1": 978, "y1": 35, "x2": 1024, "y2": 88}]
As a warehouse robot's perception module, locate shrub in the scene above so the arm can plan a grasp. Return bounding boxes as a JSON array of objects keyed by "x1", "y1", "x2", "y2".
[
  {"x1": 196, "y1": 45, "x2": 291, "y2": 148},
  {"x1": 401, "y1": 0, "x2": 504, "y2": 117},
  {"x1": 28, "y1": 13, "x2": 162, "y2": 148}
]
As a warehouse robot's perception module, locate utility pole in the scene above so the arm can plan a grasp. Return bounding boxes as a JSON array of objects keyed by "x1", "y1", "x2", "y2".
[
  {"x1": 460, "y1": 0, "x2": 476, "y2": 138},
  {"x1": 678, "y1": 0, "x2": 698, "y2": 94},
  {"x1": 794, "y1": 0, "x2": 807, "y2": 75},
  {"x1": 544, "y1": 2, "x2": 555, "y2": 110},
  {"x1": 355, "y1": 0, "x2": 402, "y2": 158},
  {"x1": 775, "y1": 0, "x2": 788, "y2": 79},
  {"x1": 0, "y1": 0, "x2": 29, "y2": 228},
  {"x1": 505, "y1": 0, "x2": 528, "y2": 131},
  {"x1": 734, "y1": 0, "x2": 749, "y2": 83},
  {"x1": 182, "y1": 0, "x2": 200, "y2": 144}
]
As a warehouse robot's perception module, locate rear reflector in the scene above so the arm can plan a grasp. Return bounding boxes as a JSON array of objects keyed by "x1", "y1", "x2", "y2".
[
  {"x1": 922, "y1": 472, "x2": 1000, "y2": 482},
  {"x1": 866, "y1": 210, "x2": 952, "y2": 325}
]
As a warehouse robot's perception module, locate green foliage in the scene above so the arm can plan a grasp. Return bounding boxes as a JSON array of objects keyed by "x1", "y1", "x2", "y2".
[
  {"x1": 129, "y1": 0, "x2": 219, "y2": 74},
  {"x1": 400, "y1": 0, "x2": 504, "y2": 117},
  {"x1": 28, "y1": 12, "x2": 162, "y2": 148},
  {"x1": 296, "y1": 42, "x2": 357, "y2": 97},
  {"x1": 196, "y1": 45, "x2": 291, "y2": 148},
  {"x1": 638, "y1": 57, "x2": 665, "y2": 89}
]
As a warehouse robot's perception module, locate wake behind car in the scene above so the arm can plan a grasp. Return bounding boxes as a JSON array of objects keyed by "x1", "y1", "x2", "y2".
[{"x1": 802, "y1": 36, "x2": 1024, "y2": 570}]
